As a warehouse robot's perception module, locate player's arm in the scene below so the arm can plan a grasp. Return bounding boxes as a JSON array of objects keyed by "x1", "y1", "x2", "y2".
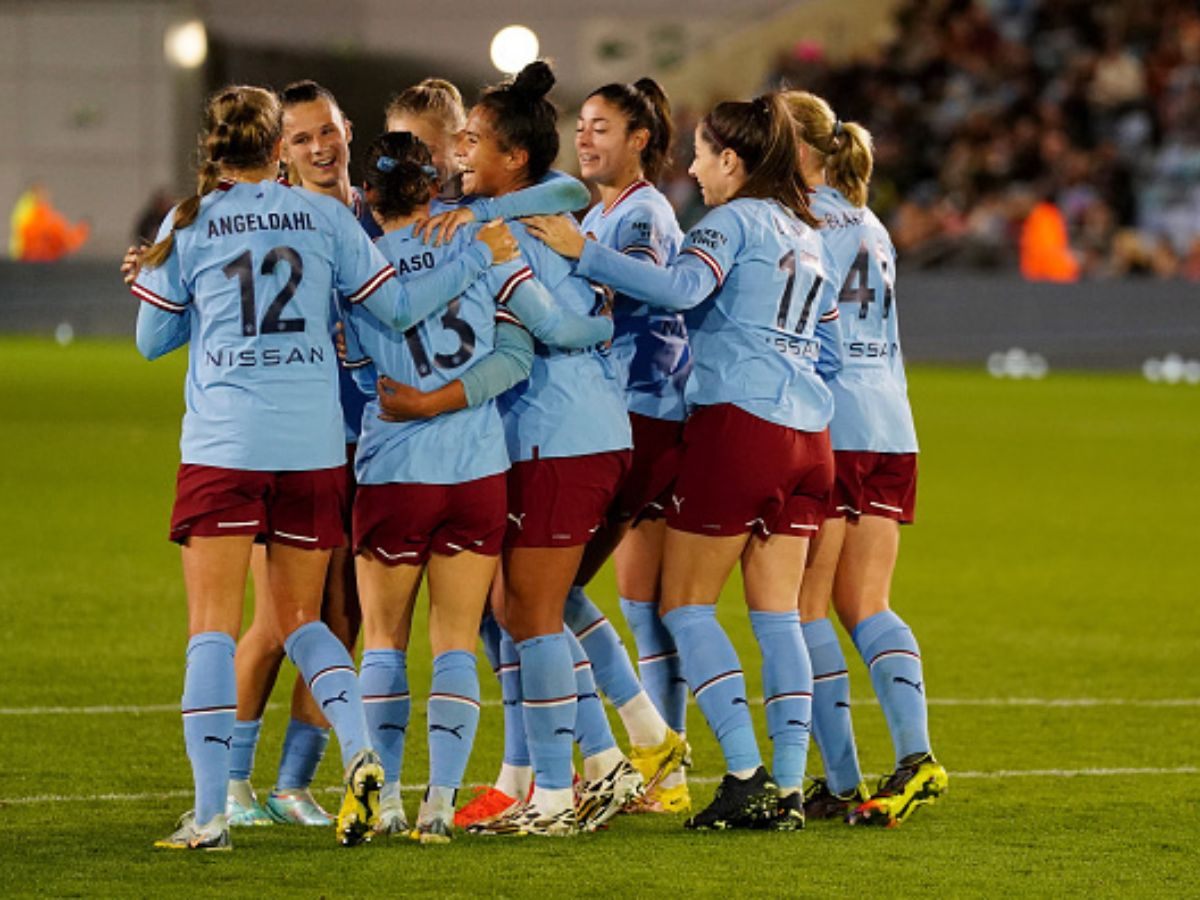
[
  {"x1": 130, "y1": 217, "x2": 191, "y2": 360},
  {"x1": 418, "y1": 171, "x2": 591, "y2": 245},
  {"x1": 337, "y1": 310, "x2": 378, "y2": 395},
  {"x1": 491, "y1": 261, "x2": 613, "y2": 349},
  {"x1": 814, "y1": 273, "x2": 843, "y2": 381},
  {"x1": 376, "y1": 320, "x2": 534, "y2": 421}
]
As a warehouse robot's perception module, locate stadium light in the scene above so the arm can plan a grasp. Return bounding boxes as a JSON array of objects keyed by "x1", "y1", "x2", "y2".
[
  {"x1": 164, "y1": 20, "x2": 208, "y2": 69},
  {"x1": 490, "y1": 25, "x2": 539, "y2": 74}
]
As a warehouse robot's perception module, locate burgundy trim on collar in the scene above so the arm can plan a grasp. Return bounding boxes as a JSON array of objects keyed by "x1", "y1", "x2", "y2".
[{"x1": 603, "y1": 179, "x2": 652, "y2": 216}]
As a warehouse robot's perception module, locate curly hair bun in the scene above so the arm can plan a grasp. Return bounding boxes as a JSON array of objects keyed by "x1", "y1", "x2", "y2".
[{"x1": 511, "y1": 60, "x2": 555, "y2": 100}]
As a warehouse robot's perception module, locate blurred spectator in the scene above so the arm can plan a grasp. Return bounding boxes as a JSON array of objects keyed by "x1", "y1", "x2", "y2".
[
  {"x1": 133, "y1": 188, "x2": 175, "y2": 246},
  {"x1": 1019, "y1": 196, "x2": 1080, "y2": 281},
  {"x1": 8, "y1": 183, "x2": 89, "y2": 262}
]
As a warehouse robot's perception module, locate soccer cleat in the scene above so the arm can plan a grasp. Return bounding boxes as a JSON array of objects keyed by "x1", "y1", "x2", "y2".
[
  {"x1": 576, "y1": 758, "x2": 644, "y2": 831},
  {"x1": 226, "y1": 779, "x2": 273, "y2": 827},
  {"x1": 628, "y1": 728, "x2": 692, "y2": 794},
  {"x1": 454, "y1": 785, "x2": 518, "y2": 829},
  {"x1": 412, "y1": 786, "x2": 457, "y2": 845},
  {"x1": 847, "y1": 753, "x2": 948, "y2": 828},
  {"x1": 374, "y1": 793, "x2": 410, "y2": 837},
  {"x1": 154, "y1": 811, "x2": 231, "y2": 851},
  {"x1": 263, "y1": 787, "x2": 334, "y2": 827},
  {"x1": 470, "y1": 799, "x2": 579, "y2": 837},
  {"x1": 684, "y1": 767, "x2": 779, "y2": 831},
  {"x1": 802, "y1": 777, "x2": 870, "y2": 821},
  {"x1": 769, "y1": 791, "x2": 806, "y2": 831},
  {"x1": 336, "y1": 749, "x2": 384, "y2": 847}
]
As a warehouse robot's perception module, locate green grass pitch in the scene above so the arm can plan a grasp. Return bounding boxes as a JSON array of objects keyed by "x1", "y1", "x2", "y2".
[{"x1": 0, "y1": 336, "x2": 1197, "y2": 897}]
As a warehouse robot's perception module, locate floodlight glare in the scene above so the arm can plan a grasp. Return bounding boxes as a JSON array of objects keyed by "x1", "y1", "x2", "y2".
[
  {"x1": 165, "y1": 20, "x2": 208, "y2": 69},
  {"x1": 490, "y1": 25, "x2": 539, "y2": 74}
]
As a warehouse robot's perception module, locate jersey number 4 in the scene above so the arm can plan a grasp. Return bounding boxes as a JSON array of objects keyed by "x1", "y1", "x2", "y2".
[
  {"x1": 223, "y1": 247, "x2": 305, "y2": 336},
  {"x1": 838, "y1": 245, "x2": 894, "y2": 319}
]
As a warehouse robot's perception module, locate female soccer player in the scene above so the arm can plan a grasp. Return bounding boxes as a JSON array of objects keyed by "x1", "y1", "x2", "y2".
[
  {"x1": 525, "y1": 92, "x2": 842, "y2": 831},
  {"x1": 564, "y1": 78, "x2": 694, "y2": 813},
  {"x1": 343, "y1": 131, "x2": 613, "y2": 843},
  {"x1": 133, "y1": 84, "x2": 509, "y2": 850},
  {"x1": 223, "y1": 78, "x2": 380, "y2": 831},
  {"x1": 785, "y1": 90, "x2": 948, "y2": 827},
  {"x1": 450, "y1": 61, "x2": 640, "y2": 837}
]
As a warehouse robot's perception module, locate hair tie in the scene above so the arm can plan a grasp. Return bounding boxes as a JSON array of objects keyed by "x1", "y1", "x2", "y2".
[
  {"x1": 375, "y1": 155, "x2": 398, "y2": 173},
  {"x1": 832, "y1": 119, "x2": 844, "y2": 138},
  {"x1": 420, "y1": 164, "x2": 438, "y2": 178}
]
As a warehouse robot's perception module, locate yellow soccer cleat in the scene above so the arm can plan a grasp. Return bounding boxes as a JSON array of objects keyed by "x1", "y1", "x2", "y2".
[
  {"x1": 337, "y1": 749, "x2": 384, "y2": 846},
  {"x1": 847, "y1": 753, "x2": 948, "y2": 828},
  {"x1": 628, "y1": 728, "x2": 692, "y2": 794}
]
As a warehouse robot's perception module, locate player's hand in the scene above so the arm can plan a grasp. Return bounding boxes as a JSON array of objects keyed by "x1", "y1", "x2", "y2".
[
  {"x1": 416, "y1": 207, "x2": 475, "y2": 246},
  {"x1": 376, "y1": 375, "x2": 434, "y2": 421},
  {"x1": 333, "y1": 322, "x2": 348, "y2": 361},
  {"x1": 121, "y1": 245, "x2": 145, "y2": 285},
  {"x1": 521, "y1": 214, "x2": 586, "y2": 259},
  {"x1": 477, "y1": 219, "x2": 519, "y2": 265}
]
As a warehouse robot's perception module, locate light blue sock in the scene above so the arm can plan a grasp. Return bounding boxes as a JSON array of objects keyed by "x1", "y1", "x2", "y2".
[
  {"x1": 516, "y1": 632, "x2": 576, "y2": 791},
  {"x1": 229, "y1": 719, "x2": 261, "y2": 783},
  {"x1": 428, "y1": 650, "x2": 482, "y2": 789},
  {"x1": 499, "y1": 631, "x2": 530, "y2": 767},
  {"x1": 181, "y1": 632, "x2": 236, "y2": 825},
  {"x1": 565, "y1": 586, "x2": 641, "y2": 708},
  {"x1": 360, "y1": 649, "x2": 409, "y2": 786},
  {"x1": 276, "y1": 719, "x2": 330, "y2": 790},
  {"x1": 853, "y1": 610, "x2": 931, "y2": 765},
  {"x1": 564, "y1": 627, "x2": 618, "y2": 758},
  {"x1": 802, "y1": 618, "x2": 863, "y2": 794},
  {"x1": 621, "y1": 597, "x2": 687, "y2": 733},
  {"x1": 284, "y1": 621, "x2": 370, "y2": 768},
  {"x1": 750, "y1": 610, "x2": 812, "y2": 791},
  {"x1": 479, "y1": 612, "x2": 503, "y2": 673},
  {"x1": 661, "y1": 605, "x2": 760, "y2": 773}
]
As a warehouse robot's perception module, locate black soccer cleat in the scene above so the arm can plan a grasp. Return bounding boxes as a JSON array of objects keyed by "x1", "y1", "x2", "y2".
[{"x1": 684, "y1": 766, "x2": 779, "y2": 830}]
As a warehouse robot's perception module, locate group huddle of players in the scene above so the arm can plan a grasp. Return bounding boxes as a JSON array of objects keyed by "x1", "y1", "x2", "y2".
[{"x1": 129, "y1": 58, "x2": 947, "y2": 851}]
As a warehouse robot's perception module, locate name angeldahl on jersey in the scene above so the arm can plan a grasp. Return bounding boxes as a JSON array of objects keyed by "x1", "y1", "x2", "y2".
[{"x1": 206, "y1": 210, "x2": 318, "y2": 239}]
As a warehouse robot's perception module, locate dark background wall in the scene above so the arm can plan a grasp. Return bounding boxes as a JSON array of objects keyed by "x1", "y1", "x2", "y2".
[{"x1": 2, "y1": 262, "x2": 1197, "y2": 370}]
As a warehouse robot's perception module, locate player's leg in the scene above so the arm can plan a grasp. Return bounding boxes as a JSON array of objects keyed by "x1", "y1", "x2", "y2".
[
  {"x1": 416, "y1": 547, "x2": 497, "y2": 843},
  {"x1": 836, "y1": 512, "x2": 946, "y2": 826},
  {"x1": 155, "y1": 534, "x2": 251, "y2": 851},
  {"x1": 227, "y1": 546, "x2": 284, "y2": 826},
  {"x1": 797, "y1": 517, "x2": 869, "y2": 819},
  {"x1": 614, "y1": 518, "x2": 691, "y2": 811},
  {"x1": 742, "y1": 531, "x2": 813, "y2": 831}
]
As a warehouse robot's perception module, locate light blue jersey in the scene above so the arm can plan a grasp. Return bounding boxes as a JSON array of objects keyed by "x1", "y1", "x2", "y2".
[
  {"x1": 499, "y1": 222, "x2": 631, "y2": 462},
  {"x1": 810, "y1": 186, "x2": 918, "y2": 453},
  {"x1": 579, "y1": 180, "x2": 690, "y2": 421},
  {"x1": 337, "y1": 186, "x2": 384, "y2": 444},
  {"x1": 133, "y1": 178, "x2": 397, "y2": 471},
  {"x1": 344, "y1": 224, "x2": 514, "y2": 485},
  {"x1": 576, "y1": 197, "x2": 841, "y2": 433}
]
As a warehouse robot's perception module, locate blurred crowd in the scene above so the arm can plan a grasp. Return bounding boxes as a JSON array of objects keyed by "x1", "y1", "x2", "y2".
[{"x1": 666, "y1": 0, "x2": 1200, "y2": 279}]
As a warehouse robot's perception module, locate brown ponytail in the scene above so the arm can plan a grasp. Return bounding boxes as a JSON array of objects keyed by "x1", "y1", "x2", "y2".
[
  {"x1": 783, "y1": 90, "x2": 874, "y2": 208},
  {"x1": 143, "y1": 85, "x2": 282, "y2": 269},
  {"x1": 700, "y1": 93, "x2": 817, "y2": 227}
]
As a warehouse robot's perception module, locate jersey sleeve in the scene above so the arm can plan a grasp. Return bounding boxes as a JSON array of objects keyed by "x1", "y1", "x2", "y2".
[
  {"x1": 339, "y1": 305, "x2": 378, "y2": 395},
  {"x1": 613, "y1": 204, "x2": 672, "y2": 266},
  {"x1": 814, "y1": 245, "x2": 843, "y2": 381},
  {"x1": 676, "y1": 204, "x2": 743, "y2": 288},
  {"x1": 470, "y1": 170, "x2": 591, "y2": 221},
  {"x1": 132, "y1": 212, "x2": 193, "y2": 359},
  {"x1": 487, "y1": 258, "x2": 614, "y2": 348},
  {"x1": 460, "y1": 320, "x2": 536, "y2": 407}
]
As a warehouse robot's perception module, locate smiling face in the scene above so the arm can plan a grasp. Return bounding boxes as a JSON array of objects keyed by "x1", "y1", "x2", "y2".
[
  {"x1": 688, "y1": 125, "x2": 743, "y2": 207},
  {"x1": 455, "y1": 106, "x2": 525, "y2": 198},
  {"x1": 575, "y1": 95, "x2": 647, "y2": 187},
  {"x1": 281, "y1": 97, "x2": 351, "y2": 191}
]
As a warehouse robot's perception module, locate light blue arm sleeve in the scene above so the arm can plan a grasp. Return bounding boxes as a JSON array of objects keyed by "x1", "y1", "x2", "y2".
[
  {"x1": 575, "y1": 239, "x2": 718, "y2": 312},
  {"x1": 460, "y1": 321, "x2": 536, "y2": 407},
  {"x1": 505, "y1": 276, "x2": 613, "y2": 348},
  {"x1": 814, "y1": 281, "x2": 843, "y2": 382},
  {"x1": 135, "y1": 304, "x2": 190, "y2": 360},
  {"x1": 353, "y1": 242, "x2": 492, "y2": 331},
  {"x1": 340, "y1": 308, "x2": 379, "y2": 394},
  {"x1": 471, "y1": 170, "x2": 591, "y2": 221}
]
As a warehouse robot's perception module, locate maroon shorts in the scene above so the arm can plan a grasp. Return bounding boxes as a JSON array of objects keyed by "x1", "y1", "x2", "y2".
[
  {"x1": 829, "y1": 451, "x2": 917, "y2": 523},
  {"x1": 353, "y1": 473, "x2": 508, "y2": 566},
  {"x1": 506, "y1": 451, "x2": 632, "y2": 548},
  {"x1": 170, "y1": 464, "x2": 348, "y2": 550},
  {"x1": 342, "y1": 443, "x2": 359, "y2": 534},
  {"x1": 612, "y1": 413, "x2": 686, "y2": 523},
  {"x1": 667, "y1": 404, "x2": 834, "y2": 539}
]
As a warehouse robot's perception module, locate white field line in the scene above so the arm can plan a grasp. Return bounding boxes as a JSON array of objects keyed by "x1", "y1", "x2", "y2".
[
  {"x1": 3, "y1": 697, "x2": 1199, "y2": 716},
  {"x1": 3, "y1": 767, "x2": 1198, "y2": 807}
]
